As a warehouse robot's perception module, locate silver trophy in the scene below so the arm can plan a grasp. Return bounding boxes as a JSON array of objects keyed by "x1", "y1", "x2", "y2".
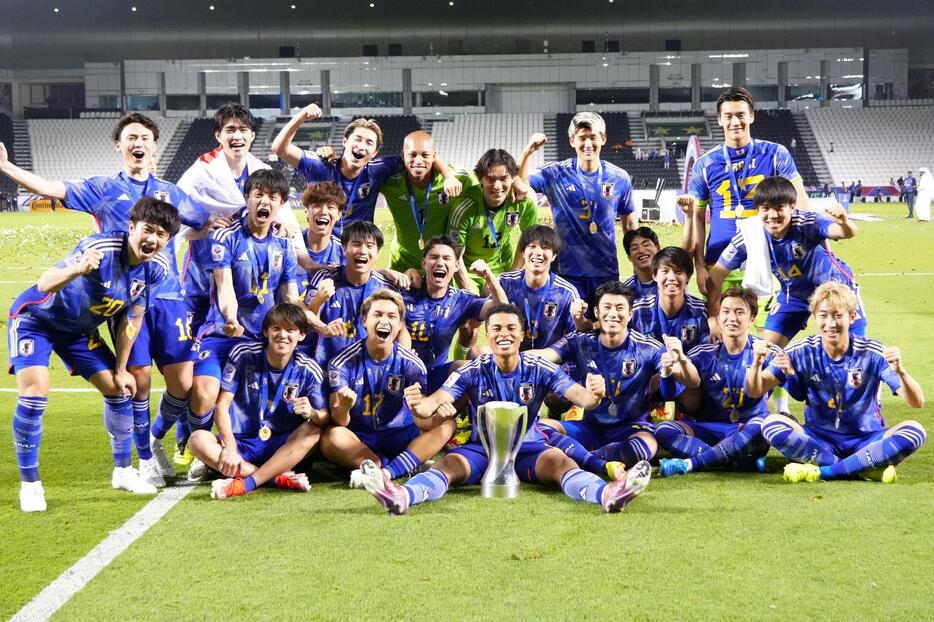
[{"x1": 476, "y1": 401, "x2": 530, "y2": 499}]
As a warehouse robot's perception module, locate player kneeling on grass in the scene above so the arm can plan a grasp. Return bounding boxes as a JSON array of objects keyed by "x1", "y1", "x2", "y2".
[
  {"x1": 748, "y1": 283, "x2": 925, "y2": 483},
  {"x1": 189, "y1": 303, "x2": 328, "y2": 499},
  {"x1": 657, "y1": 288, "x2": 779, "y2": 477},
  {"x1": 358, "y1": 303, "x2": 652, "y2": 515},
  {"x1": 321, "y1": 291, "x2": 454, "y2": 486},
  {"x1": 10, "y1": 197, "x2": 179, "y2": 512}
]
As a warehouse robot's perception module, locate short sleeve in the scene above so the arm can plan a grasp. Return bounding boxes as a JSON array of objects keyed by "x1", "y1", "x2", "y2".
[
  {"x1": 205, "y1": 231, "x2": 234, "y2": 271},
  {"x1": 63, "y1": 177, "x2": 108, "y2": 215},
  {"x1": 774, "y1": 145, "x2": 801, "y2": 183},
  {"x1": 441, "y1": 363, "x2": 474, "y2": 402},
  {"x1": 220, "y1": 351, "x2": 244, "y2": 393},
  {"x1": 544, "y1": 362, "x2": 577, "y2": 398},
  {"x1": 297, "y1": 152, "x2": 331, "y2": 183},
  {"x1": 616, "y1": 177, "x2": 635, "y2": 217},
  {"x1": 327, "y1": 357, "x2": 354, "y2": 393},
  {"x1": 528, "y1": 165, "x2": 553, "y2": 194},
  {"x1": 282, "y1": 244, "x2": 298, "y2": 285},
  {"x1": 688, "y1": 159, "x2": 709, "y2": 203},
  {"x1": 717, "y1": 230, "x2": 748, "y2": 271},
  {"x1": 518, "y1": 198, "x2": 538, "y2": 230}
]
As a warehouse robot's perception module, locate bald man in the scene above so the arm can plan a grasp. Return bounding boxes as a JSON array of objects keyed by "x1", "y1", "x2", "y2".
[{"x1": 380, "y1": 131, "x2": 476, "y2": 275}]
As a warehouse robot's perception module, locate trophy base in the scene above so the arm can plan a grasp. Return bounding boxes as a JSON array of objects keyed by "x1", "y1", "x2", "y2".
[{"x1": 480, "y1": 482, "x2": 520, "y2": 499}]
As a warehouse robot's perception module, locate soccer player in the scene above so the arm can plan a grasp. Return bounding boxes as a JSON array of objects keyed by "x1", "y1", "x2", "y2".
[
  {"x1": 272, "y1": 105, "x2": 462, "y2": 235},
  {"x1": 707, "y1": 176, "x2": 864, "y2": 347},
  {"x1": 449, "y1": 149, "x2": 538, "y2": 293},
  {"x1": 188, "y1": 170, "x2": 305, "y2": 441},
  {"x1": 402, "y1": 234, "x2": 507, "y2": 392},
  {"x1": 528, "y1": 281, "x2": 694, "y2": 477},
  {"x1": 9, "y1": 197, "x2": 179, "y2": 511},
  {"x1": 298, "y1": 181, "x2": 346, "y2": 295},
  {"x1": 357, "y1": 303, "x2": 653, "y2": 515},
  {"x1": 750, "y1": 283, "x2": 926, "y2": 483},
  {"x1": 622, "y1": 227, "x2": 661, "y2": 299},
  {"x1": 323, "y1": 291, "x2": 454, "y2": 485},
  {"x1": 518, "y1": 112, "x2": 637, "y2": 306},
  {"x1": 630, "y1": 247, "x2": 710, "y2": 353},
  {"x1": 683, "y1": 86, "x2": 808, "y2": 297},
  {"x1": 304, "y1": 221, "x2": 409, "y2": 367},
  {"x1": 0, "y1": 113, "x2": 211, "y2": 487},
  {"x1": 496, "y1": 225, "x2": 587, "y2": 350},
  {"x1": 189, "y1": 303, "x2": 328, "y2": 499},
  {"x1": 656, "y1": 288, "x2": 777, "y2": 477}
]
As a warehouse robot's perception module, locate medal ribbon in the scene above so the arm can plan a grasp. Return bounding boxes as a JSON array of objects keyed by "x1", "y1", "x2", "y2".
[
  {"x1": 523, "y1": 273, "x2": 554, "y2": 342},
  {"x1": 490, "y1": 355, "x2": 524, "y2": 404},
  {"x1": 334, "y1": 163, "x2": 367, "y2": 226},
  {"x1": 259, "y1": 357, "x2": 297, "y2": 426},
  {"x1": 595, "y1": 335, "x2": 624, "y2": 415},
  {"x1": 363, "y1": 343, "x2": 397, "y2": 425},
  {"x1": 720, "y1": 340, "x2": 748, "y2": 421},
  {"x1": 573, "y1": 159, "x2": 605, "y2": 230},
  {"x1": 483, "y1": 203, "x2": 501, "y2": 248},
  {"x1": 244, "y1": 233, "x2": 274, "y2": 301},
  {"x1": 405, "y1": 175, "x2": 432, "y2": 246},
  {"x1": 722, "y1": 140, "x2": 756, "y2": 217},
  {"x1": 820, "y1": 346, "x2": 847, "y2": 429}
]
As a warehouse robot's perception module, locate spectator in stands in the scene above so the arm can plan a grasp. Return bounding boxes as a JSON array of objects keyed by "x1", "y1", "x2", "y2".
[
  {"x1": 790, "y1": 137, "x2": 797, "y2": 154},
  {"x1": 635, "y1": 146, "x2": 643, "y2": 160},
  {"x1": 663, "y1": 152, "x2": 671, "y2": 170},
  {"x1": 904, "y1": 171, "x2": 917, "y2": 218},
  {"x1": 822, "y1": 182, "x2": 830, "y2": 198}
]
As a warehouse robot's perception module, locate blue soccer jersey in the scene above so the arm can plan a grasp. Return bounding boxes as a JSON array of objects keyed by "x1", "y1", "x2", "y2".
[
  {"x1": 630, "y1": 293, "x2": 710, "y2": 352},
  {"x1": 200, "y1": 216, "x2": 298, "y2": 340},
  {"x1": 688, "y1": 336, "x2": 779, "y2": 423},
  {"x1": 64, "y1": 171, "x2": 209, "y2": 283},
  {"x1": 549, "y1": 330, "x2": 672, "y2": 426},
  {"x1": 441, "y1": 353, "x2": 576, "y2": 444},
  {"x1": 623, "y1": 274, "x2": 658, "y2": 299},
  {"x1": 766, "y1": 336, "x2": 901, "y2": 436},
  {"x1": 295, "y1": 153, "x2": 403, "y2": 234},
  {"x1": 401, "y1": 285, "x2": 488, "y2": 371},
  {"x1": 9, "y1": 232, "x2": 168, "y2": 335},
  {"x1": 528, "y1": 158, "x2": 634, "y2": 279},
  {"x1": 298, "y1": 231, "x2": 345, "y2": 298},
  {"x1": 219, "y1": 341, "x2": 327, "y2": 436},
  {"x1": 717, "y1": 210, "x2": 858, "y2": 305},
  {"x1": 688, "y1": 139, "x2": 801, "y2": 264},
  {"x1": 498, "y1": 270, "x2": 579, "y2": 350},
  {"x1": 305, "y1": 267, "x2": 396, "y2": 366},
  {"x1": 328, "y1": 340, "x2": 427, "y2": 433}
]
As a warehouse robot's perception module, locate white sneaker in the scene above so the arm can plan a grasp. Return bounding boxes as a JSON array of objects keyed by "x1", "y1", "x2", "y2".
[
  {"x1": 187, "y1": 458, "x2": 210, "y2": 483},
  {"x1": 111, "y1": 466, "x2": 158, "y2": 495},
  {"x1": 20, "y1": 481, "x2": 47, "y2": 512},
  {"x1": 349, "y1": 468, "x2": 366, "y2": 489},
  {"x1": 138, "y1": 458, "x2": 167, "y2": 488},
  {"x1": 149, "y1": 434, "x2": 176, "y2": 479}
]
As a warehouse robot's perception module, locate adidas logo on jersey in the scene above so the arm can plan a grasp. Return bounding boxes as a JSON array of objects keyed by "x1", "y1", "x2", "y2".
[
  {"x1": 117, "y1": 194, "x2": 130, "y2": 201},
  {"x1": 710, "y1": 373, "x2": 721, "y2": 382},
  {"x1": 249, "y1": 382, "x2": 259, "y2": 390},
  {"x1": 102, "y1": 281, "x2": 112, "y2": 288},
  {"x1": 482, "y1": 389, "x2": 494, "y2": 398},
  {"x1": 330, "y1": 299, "x2": 341, "y2": 308},
  {"x1": 811, "y1": 374, "x2": 822, "y2": 384},
  {"x1": 238, "y1": 252, "x2": 249, "y2": 261},
  {"x1": 565, "y1": 184, "x2": 575, "y2": 192}
]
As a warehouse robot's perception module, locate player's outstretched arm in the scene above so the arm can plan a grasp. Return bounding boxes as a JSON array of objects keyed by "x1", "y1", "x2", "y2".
[
  {"x1": 471, "y1": 260, "x2": 507, "y2": 311},
  {"x1": 824, "y1": 203, "x2": 858, "y2": 240},
  {"x1": 329, "y1": 387, "x2": 357, "y2": 427},
  {"x1": 569, "y1": 299, "x2": 593, "y2": 332},
  {"x1": 214, "y1": 391, "x2": 244, "y2": 477},
  {"x1": 885, "y1": 346, "x2": 925, "y2": 408},
  {"x1": 0, "y1": 142, "x2": 67, "y2": 200},
  {"x1": 523, "y1": 347, "x2": 562, "y2": 364},
  {"x1": 214, "y1": 268, "x2": 244, "y2": 338},
  {"x1": 704, "y1": 263, "x2": 730, "y2": 341},
  {"x1": 517, "y1": 133, "x2": 547, "y2": 183},
  {"x1": 692, "y1": 206, "x2": 709, "y2": 297},
  {"x1": 113, "y1": 304, "x2": 145, "y2": 396},
  {"x1": 661, "y1": 336, "x2": 700, "y2": 388},
  {"x1": 563, "y1": 373, "x2": 606, "y2": 410},
  {"x1": 406, "y1": 384, "x2": 457, "y2": 420},
  {"x1": 676, "y1": 194, "x2": 696, "y2": 253},
  {"x1": 271, "y1": 104, "x2": 321, "y2": 168},
  {"x1": 37, "y1": 247, "x2": 103, "y2": 293},
  {"x1": 746, "y1": 340, "x2": 785, "y2": 398},
  {"x1": 430, "y1": 152, "x2": 463, "y2": 198}
]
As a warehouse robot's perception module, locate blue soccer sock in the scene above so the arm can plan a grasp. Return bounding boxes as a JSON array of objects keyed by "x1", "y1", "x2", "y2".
[
  {"x1": 384, "y1": 449, "x2": 420, "y2": 479},
  {"x1": 131, "y1": 398, "x2": 152, "y2": 460},
  {"x1": 654, "y1": 421, "x2": 710, "y2": 459},
  {"x1": 761, "y1": 418, "x2": 837, "y2": 466},
  {"x1": 403, "y1": 468, "x2": 449, "y2": 506},
  {"x1": 559, "y1": 468, "x2": 607, "y2": 505},
  {"x1": 594, "y1": 436, "x2": 654, "y2": 467},
  {"x1": 188, "y1": 408, "x2": 214, "y2": 432},
  {"x1": 103, "y1": 395, "x2": 133, "y2": 468},
  {"x1": 692, "y1": 416, "x2": 765, "y2": 471},
  {"x1": 542, "y1": 429, "x2": 607, "y2": 475},
  {"x1": 820, "y1": 423, "x2": 927, "y2": 480},
  {"x1": 152, "y1": 391, "x2": 188, "y2": 440},
  {"x1": 13, "y1": 396, "x2": 47, "y2": 482},
  {"x1": 243, "y1": 475, "x2": 258, "y2": 493}
]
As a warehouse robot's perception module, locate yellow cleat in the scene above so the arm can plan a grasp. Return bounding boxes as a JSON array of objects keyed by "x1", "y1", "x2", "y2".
[
  {"x1": 605, "y1": 461, "x2": 626, "y2": 481},
  {"x1": 563, "y1": 406, "x2": 583, "y2": 421},
  {"x1": 783, "y1": 462, "x2": 821, "y2": 483},
  {"x1": 862, "y1": 465, "x2": 897, "y2": 484},
  {"x1": 173, "y1": 442, "x2": 194, "y2": 467}
]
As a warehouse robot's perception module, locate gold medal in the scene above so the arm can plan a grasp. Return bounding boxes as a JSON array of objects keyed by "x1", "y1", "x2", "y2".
[
  {"x1": 589, "y1": 221, "x2": 598, "y2": 235},
  {"x1": 418, "y1": 238, "x2": 425, "y2": 250},
  {"x1": 126, "y1": 323, "x2": 137, "y2": 339},
  {"x1": 257, "y1": 292, "x2": 265, "y2": 305},
  {"x1": 259, "y1": 425, "x2": 272, "y2": 441},
  {"x1": 730, "y1": 408, "x2": 740, "y2": 423}
]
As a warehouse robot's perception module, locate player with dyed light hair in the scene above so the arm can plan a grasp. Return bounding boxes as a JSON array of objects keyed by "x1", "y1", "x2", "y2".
[
  {"x1": 518, "y1": 112, "x2": 637, "y2": 309},
  {"x1": 10, "y1": 198, "x2": 180, "y2": 511},
  {"x1": 749, "y1": 283, "x2": 925, "y2": 484},
  {"x1": 656, "y1": 288, "x2": 778, "y2": 477},
  {"x1": 191, "y1": 303, "x2": 329, "y2": 499},
  {"x1": 358, "y1": 303, "x2": 652, "y2": 515},
  {"x1": 323, "y1": 290, "x2": 455, "y2": 487}
]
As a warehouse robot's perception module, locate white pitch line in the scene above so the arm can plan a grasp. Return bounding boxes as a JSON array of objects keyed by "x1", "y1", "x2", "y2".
[
  {"x1": 10, "y1": 485, "x2": 194, "y2": 622},
  {"x1": 859, "y1": 272, "x2": 934, "y2": 277}
]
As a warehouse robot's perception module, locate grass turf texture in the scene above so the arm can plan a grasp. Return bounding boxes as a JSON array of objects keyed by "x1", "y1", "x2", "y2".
[{"x1": 0, "y1": 205, "x2": 932, "y2": 620}]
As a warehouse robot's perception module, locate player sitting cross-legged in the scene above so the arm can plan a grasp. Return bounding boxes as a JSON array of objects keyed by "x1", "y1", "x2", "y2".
[
  {"x1": 10, "y1": 198, "x2": 180, "y2": 512},
  {"x1": 749, "y1": 283, "x2": 925, "y2": 483},
  {"x1": 321, "y1": 291, "x2": 455, "y2": 486},
  {"x1": 357, "y1": 303, "x2": 652, "y2": 515},
  {"x1": 189, "y1": 303, "x2": 329, "y2": 499}
]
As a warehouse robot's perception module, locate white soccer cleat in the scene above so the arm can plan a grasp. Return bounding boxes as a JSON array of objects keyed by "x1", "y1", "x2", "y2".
[
  {"x1": 111, "y1": 466, "x2": 158, "y2": 495},
  {"x1": 138, "y1": 458, "x2": 167, "y2": 488},
  {"x1": 349, "y1": 468, "x2": 367, "y2": 489},
  {"x1": 149, "y1": 434, "x2": 177, "y2": 479},
  {"x1": 187, "y1": 458, "x2": 210, "y2": 483},
  {"x1": 20, "y1": 481, "x2": 47, "y2": 512}
]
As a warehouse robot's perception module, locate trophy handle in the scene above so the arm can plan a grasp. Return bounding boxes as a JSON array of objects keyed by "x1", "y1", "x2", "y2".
[{"x1": 477, "y1": 404, "x2": 490, "y2": 456}]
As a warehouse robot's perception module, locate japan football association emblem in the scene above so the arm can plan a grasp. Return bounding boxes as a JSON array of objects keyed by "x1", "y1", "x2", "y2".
[
  {"x1": 283, "y1": 383, "x2": 299, "y2": 402},
  {"x1": 438, "y1": 192, "x2": 450, "y2": 206},
  {"x1": 681, "y1": 324, "x2": 697, "y2": 344},
  {"x1": 791, "y1": 242, "x2": 806, "y2": 260},
  {"x1": 387, "y1": 374, "x2": 402, "y2": 394},
  {"x1": 543, "y1": 302, "x2": 558, "y2": 320},
  {"x1": 505, "y1": 211, "x2": 520, "y2": 227},
  {"x1": 847, "y1": 368, "x2": 863, "y2": 389},
  {"x1": 622, "y1": 358, "x2": 637, "y2": 378},
  {"x1": 328, "y1": 370, "x2": 340, "y2": 386},
  {"x1": 211, "y1": 245, "x2": 225, "y2": 262},
  {"x1": 601, "y1": 183, "x2": 614, "y2": 199},
  {"x1": 129, "y1": 278, "x2": 146, "y2": 299},
  {"x1": 271, "y1": 251, "x2": 283, "y2": 272},
  {"x1": 198, "y1": 349, "x2": 211, "y2": 360},
  {"x1": 222, "y1": 363, "x2": 236, "y2": 383},
  {"x1": 518, "y1": 383, "x2": 535, "y2": 404},
  {"x1": 153, "y1": 191, "x2": 170, "y2": 202},
  {"x1": 18, "y1": 339, "x2": 34, "y2": 357},
  {"x1": 358, "y1": 183, "x2": 371, "y2": 199}
]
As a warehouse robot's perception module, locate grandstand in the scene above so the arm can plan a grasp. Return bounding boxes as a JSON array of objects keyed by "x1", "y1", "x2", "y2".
[
  {"x1": 431, "y1": 113, "x2": 545, "y2": 171},
  {"x1": 0, "y1": 114, "x2": 17, "y2": 194}
]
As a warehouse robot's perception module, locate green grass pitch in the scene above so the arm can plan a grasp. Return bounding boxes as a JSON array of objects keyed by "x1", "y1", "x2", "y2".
[{"x1": 0, "y1": 204, "x2": 932, "y2": 620}]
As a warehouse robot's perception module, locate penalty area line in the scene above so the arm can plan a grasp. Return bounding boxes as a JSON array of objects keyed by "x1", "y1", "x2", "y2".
[{"x1": 10, "y1": 485, "x2": 194, "y2": 622}]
